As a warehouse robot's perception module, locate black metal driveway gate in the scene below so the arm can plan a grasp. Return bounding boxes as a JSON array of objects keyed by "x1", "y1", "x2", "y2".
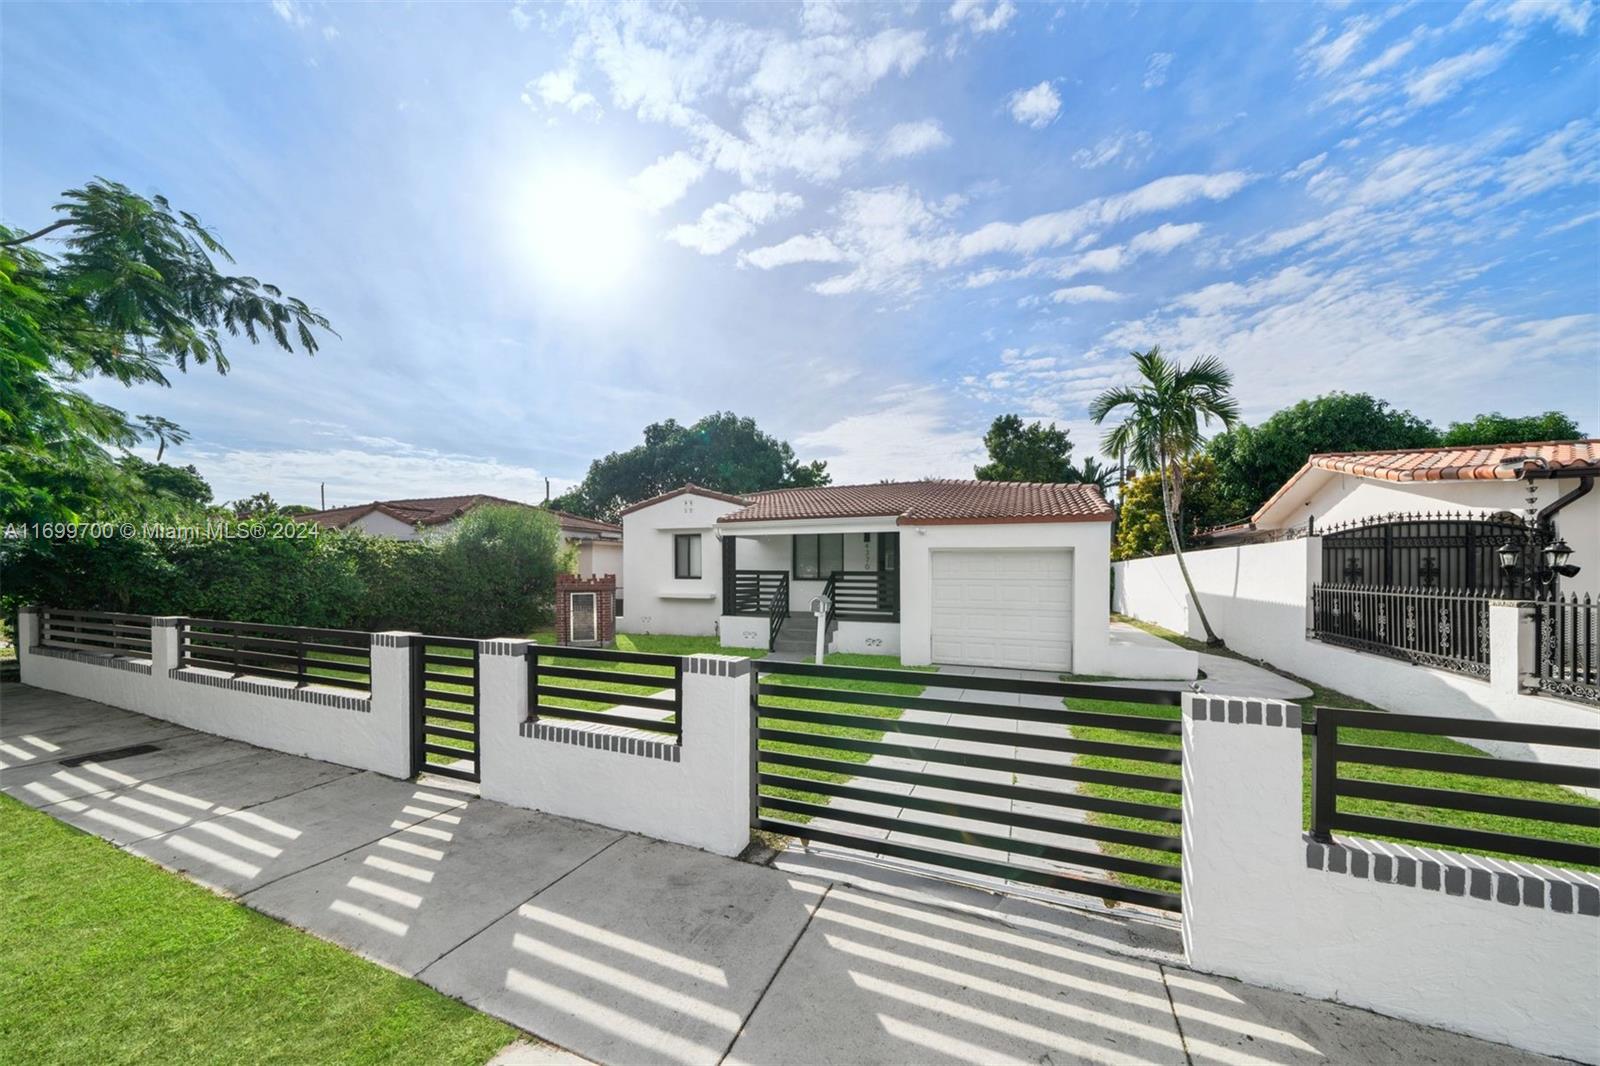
[{"x1": 752, "y1": 660, "x2": 1186, "y2": 912}]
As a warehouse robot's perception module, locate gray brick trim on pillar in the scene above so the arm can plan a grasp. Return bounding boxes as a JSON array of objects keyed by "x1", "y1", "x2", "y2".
[{"x1": 1303, "y1": 835, "x2": 1598, "y2": 917}]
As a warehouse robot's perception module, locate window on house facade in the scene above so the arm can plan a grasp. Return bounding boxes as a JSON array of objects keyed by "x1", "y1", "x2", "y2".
[
  {"x1": 674, "y1": 533, "x2": 701, "y2": 579},
  {"x1": 793, "y1": 533, "x2": 845, "y2": 579}
]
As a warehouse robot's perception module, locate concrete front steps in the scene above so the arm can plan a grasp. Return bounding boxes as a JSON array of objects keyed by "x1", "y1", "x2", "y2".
[{"x1": 771, "y1": 613, "x2": 829, "y2": 657}]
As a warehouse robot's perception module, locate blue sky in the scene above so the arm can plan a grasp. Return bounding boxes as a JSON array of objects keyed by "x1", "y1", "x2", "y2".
[{"x1": 3, "y1": 1, "x2": 1597, "y2": 507}]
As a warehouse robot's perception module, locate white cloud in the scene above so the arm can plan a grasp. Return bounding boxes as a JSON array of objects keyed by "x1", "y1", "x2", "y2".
[
  {"x1": 534, "y1": 6, "x2": 929, "y2": 186},
  {"x1": 631, "y1": 152, "x2": 708, "y2": 213},
  {"x1": 1143, "y1": 52, "x2": 1173, "y2": 89},
  {"x1": 1106, "y1": 264, "x2": 1598, "y2": 419},
  {"x1": 796, "y1": 389, "x2": 987, "y2": 482},
  {"x1": 271, "y1": 0, "x2": 309, "y2": 29},
  {"x1": 957, "y1": 172, "x2": 1249, "y2": 260},
  {"x1": 1489, "y1": 0, "x2": 1593, "y2": 34},
  {"x1": 742, "y1": 233, "x2": 848, "y2": 269},
  {"x1": 1008, "y1": 81, "x2": 1061, "y2": 128},
  {"x1": 801, "y1": 0, "x2": 852, "y2": 35},
  {"x1": 1073, "y1": 130, "x2": 1153, "y2": 170},
  {"x1": 880, "y1": 119, "x2": 952, "y2": 159},
  {"x1": 948, "y1": 0, "x2": 1017, "y2": 34},
  {"x1": 1404, "y1": 42, "x2": 1511, "y2": 107},
  {"x1": 793, "y1": 172, "x2": 1237, "y2": 297},
  {"x1": 1282, "y1": 152, "x2": 1328, "y2": 181},
  {"x1": 1301, "y1": 15, "x2": 1380, "y2": 76},
  {"x1": 528, "y1": 68, "x2": 601, "y2": 118},
  {"x1": 667, "y1": 190, "x2": 803, "y2": 255},
  {"x1": 184, "y1": 441, "x2": 569, "y2": 512},
  {"x1": 1051, "y1": 285, "x2": 1125, "y2": 303}
]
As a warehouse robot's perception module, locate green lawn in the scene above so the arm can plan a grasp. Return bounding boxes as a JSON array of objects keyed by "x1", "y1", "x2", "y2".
[
  {"x1": 1071, "y1": 618, "x2": 1600, "y2": 893},
  {"x1": 0, "y1": 794, "x2": 518, "y2": 1066},
  {"x1": 756, "y1": 653, "x2": 938, "y2": 824}
]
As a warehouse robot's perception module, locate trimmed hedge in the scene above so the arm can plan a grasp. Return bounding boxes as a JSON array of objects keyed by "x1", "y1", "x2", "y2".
[{"x1": 1, "y1": 505, "x2": 570, "y2": 638}]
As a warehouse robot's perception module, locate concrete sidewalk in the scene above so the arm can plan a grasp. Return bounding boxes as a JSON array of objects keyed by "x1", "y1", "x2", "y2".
[{"x1": 0, "y1": 683, "x2": 1558, "y2": 1066}]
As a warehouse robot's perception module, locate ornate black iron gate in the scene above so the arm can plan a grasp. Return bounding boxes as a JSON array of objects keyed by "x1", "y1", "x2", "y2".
[{"x1": 1319, "y1": 513, "x2": 1531, "y2": 596}]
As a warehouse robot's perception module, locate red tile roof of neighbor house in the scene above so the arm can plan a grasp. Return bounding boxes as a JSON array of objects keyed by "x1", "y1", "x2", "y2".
[
  {"x1": 300, "y1": 495, "x2": 621, "y2": 536},
  {"x1": 1253, "y1": 440, "x2": 1600, "y2": 522},
  {"x1": 719, "y1": 479, "x2": 1115, "y2": 525}
]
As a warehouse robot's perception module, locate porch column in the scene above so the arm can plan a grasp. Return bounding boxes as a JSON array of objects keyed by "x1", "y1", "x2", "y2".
[{"x1": 721, "y1": 532, "x2": 737, "y2": 613}]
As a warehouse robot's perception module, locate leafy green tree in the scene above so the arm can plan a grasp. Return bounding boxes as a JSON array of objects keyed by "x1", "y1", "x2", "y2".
[
  {"x1": 555, "y1": 411, "x2": 830, "y2": 521},
  {"x1": 1112, "y1": 456, "x2": 1226, "y2": 559},
  {"x1": 974, "y1": 415, "x2": 1075, "y2": 482},
  {"x1": 0, "y1": 178, "x2": 331, "y2": 524},
  {"x1": 433, "y1": 505, "x2": 573, "y2": 636},
  {"x1": 1206, "y1": 393, "x2": 1439, "y2": 522},
  {"x1": 1091, "y1": 347, "x2": 1239, "y2": 645},
  {"x1": 1439, "y1": 411, "x2": 1583, "y2": 447},
  {"x1": 118, "y1": 456, "x2": 212, "y2": 508},
  {"x1": 230, "y1": 492, "x2": 282, "y2": 518}
]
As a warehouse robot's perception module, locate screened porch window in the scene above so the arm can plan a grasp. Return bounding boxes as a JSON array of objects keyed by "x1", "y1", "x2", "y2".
[{"x1": 793, "y1": 533, "x2": 845, "y2": 579}]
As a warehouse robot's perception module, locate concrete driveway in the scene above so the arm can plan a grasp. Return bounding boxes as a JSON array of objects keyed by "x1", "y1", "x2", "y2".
[{"x1": 0, "y1": 683, "x2": 1559, "y2": 1066}]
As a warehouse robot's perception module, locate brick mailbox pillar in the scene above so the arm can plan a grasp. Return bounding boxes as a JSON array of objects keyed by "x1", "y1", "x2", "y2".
[{"x1": 555, "y1": 574, "x2": 616, "y2": 646}]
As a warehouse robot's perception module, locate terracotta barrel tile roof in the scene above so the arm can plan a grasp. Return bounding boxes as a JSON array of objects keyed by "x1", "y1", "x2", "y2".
[
  {"x1": 719, "y1": 479, "x2": 1113, "y2": 524},
  {"x1": 300, "y1": 494, "x2": 620, "y2": 535},
  {"x1": 1308, "y1": 439, "x2": 1600, "y2": 482}
]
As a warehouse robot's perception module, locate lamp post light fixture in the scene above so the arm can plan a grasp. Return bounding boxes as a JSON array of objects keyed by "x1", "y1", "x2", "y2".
[{"x1": 1498, "y1": 532, "x2": 1581, "y2": 589}]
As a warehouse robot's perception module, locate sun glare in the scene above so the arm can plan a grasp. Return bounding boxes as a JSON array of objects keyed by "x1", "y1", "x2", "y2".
[{"x1": 517, "y1": 169, "x2": 642, "y2": 293}]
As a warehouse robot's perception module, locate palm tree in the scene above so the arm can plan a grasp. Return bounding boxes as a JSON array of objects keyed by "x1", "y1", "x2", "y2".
[
  {"x1": 1070, "y1": 456, "x2": 1119, "y2": 498},
  {"x1": 1090, "y1": 347, "x2": 1238, "y2": 645}
]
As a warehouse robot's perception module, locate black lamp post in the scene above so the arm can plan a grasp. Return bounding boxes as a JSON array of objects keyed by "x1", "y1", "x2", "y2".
[{"x1": 1498, "y1": 532, "x2": 1581, "y2": 589}]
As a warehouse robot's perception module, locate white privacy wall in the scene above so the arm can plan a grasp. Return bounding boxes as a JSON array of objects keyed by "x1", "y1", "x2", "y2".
[
  {"x1": 18, "y1": 612, "x2": 756, "y2": 856},
  {"x1": 477, "y1": 645, "x2": 753, "y2": 856},
  {"x1": 1182, "y1": 693, "x2": 1600, "y2": 1063},
  {"x1": 15, "y1": 609, "x2": 411, "y2": 777},
  {"x1": 1115, "y1": 544, "x2": 1600, "y2": 765}
]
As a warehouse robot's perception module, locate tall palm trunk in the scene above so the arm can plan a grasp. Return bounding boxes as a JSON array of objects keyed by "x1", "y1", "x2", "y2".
[{"x1": 1158, "y1": 445, "x2": 1222, "y2": 646}]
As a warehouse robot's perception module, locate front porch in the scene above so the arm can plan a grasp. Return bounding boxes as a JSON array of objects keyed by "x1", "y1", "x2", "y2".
[{"x1": 718, "y1": 528, "x2": 901, "y2": 652}]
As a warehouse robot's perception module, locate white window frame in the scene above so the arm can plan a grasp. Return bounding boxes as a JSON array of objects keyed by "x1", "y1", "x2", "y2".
[
  {"x1": 569, "y1": 591, "x2": 598, "y2": 643},
  {"x1": 674, "y1": 533, "x2": 702, "y2": 579}
]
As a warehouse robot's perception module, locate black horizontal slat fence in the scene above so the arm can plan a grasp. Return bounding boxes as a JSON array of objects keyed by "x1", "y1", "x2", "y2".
[
  {"x1": 753, "y1": 658, "x2": 1186, "y2": 912},
  {"x1": 528, "y1": 644, "x2": 684, "y2": 739},
  {"x1": 39, "y1": 608, "x2": 154, "y2": 657},
  {"x1": 1307, "y1": 706, "x2": 1600, "y2": 868},
  {"x1": 180, "y1": 617, "x2": 371, "y2": 691}
]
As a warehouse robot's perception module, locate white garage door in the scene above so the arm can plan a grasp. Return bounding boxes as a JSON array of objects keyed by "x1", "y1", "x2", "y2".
[{"x1": 930, "y1": 549, "x2": 1073, "y2": 672}]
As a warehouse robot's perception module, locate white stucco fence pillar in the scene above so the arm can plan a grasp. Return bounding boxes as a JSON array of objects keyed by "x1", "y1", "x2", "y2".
[
  {"x1": 1181, "y1": 692, "x2": 1600, "y2": 1063},
  {"x1": 477, "y1": 648, "x2": 754, "y2": 856}
]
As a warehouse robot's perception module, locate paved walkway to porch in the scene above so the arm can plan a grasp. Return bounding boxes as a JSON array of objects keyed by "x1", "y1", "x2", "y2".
[{"x1": 1, "y1": 683, "x2": 1556, "y2": 1066}]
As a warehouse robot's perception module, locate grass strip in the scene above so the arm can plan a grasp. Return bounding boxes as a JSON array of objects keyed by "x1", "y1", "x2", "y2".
[{"x1": 0, "y1": 794, "x2": 517, "y2": 1066}]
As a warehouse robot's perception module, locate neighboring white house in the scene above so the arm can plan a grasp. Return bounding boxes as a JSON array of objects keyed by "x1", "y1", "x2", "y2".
[
  {"x1": 621, "y1": 480, "x2": 1188, "y2": 677},
  {"x1": 300, "y1": 494, "x2": 624, "y2": 584},
  {"x1": 1200, "y1": 440, "x2": 1599, "y2": 599}
]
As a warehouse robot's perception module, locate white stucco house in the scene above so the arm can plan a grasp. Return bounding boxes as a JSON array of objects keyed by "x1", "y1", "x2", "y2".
[
  {"x1": 620, "y1": 480, "x2": 1188, "y2": 677},
  {"x1": 301, "y1": 494, "x2": 624, "y2": 583},
  {"x1": 1201, "y1": 440, "x2": 1599, "y2": 599}
]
